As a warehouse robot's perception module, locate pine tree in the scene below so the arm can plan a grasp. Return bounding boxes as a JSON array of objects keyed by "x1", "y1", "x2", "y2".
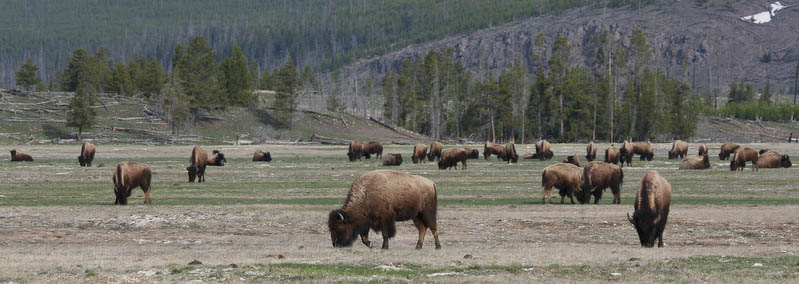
[
  {"x1": 273, "y1": 58, "x2": 299, "y2": 128},
  {"x1": 66, "y1": 86, "x2": 97, "y2": 141},
  {"x1": 178, "y1": 36, "x2": 221, "y2": 110},
  {"x1": 219, "y1": 43, "x2": 252, "y2": 107},
  {"x1": 759, "y1": 81, "x2": 772, "y2": 104},
  {"x1": 62, "y1": 49, "x2": 88, "y2": 92},
  {"x1": 15, "y1": 58, "x2": 42, "y2": 91},
  {"x1": 141, "y1": 58, "x2": 165, "y2": 98},
  {"x1": 108, "y1": 61, "x2": 133, "y2": 96},
  {"x1": 161, "y1": 71, "x2": 191, "y2": 136}
]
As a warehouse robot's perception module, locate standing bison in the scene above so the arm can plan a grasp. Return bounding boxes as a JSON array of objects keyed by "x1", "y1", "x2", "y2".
[
  {"x1": 620, "y1": 141, "x2": 633, "y2": 167},
  {"x1": 113, "y1": 161, "x2": 153, "y2": 205},
  {"x1": 718, "y1": 142, "x2": 740, "y2": 160},
  {"x1": 668, "y1": 140, "x2": 688, "y2": 159},
  {"x1": 679, "y1": 154, "x2": 710, "y2": 170},
  {"x1": 579, "y1": 162, "x2": 623, "y2": 204},
  {"x1": 328, "y1": 170, "x2": 441, "y2": 250},
  {"x1": 347, "y1": 141, "x2": 363, "y2": 161},
  {"x1": 412, "y1": 144, "x2": 428, "y2": 164},
  {"x1": 9, "y1": 149, "x2": 33, "y2": 162},
  {"x1": 730, "y1": 147, "x2": 759, "y2": 171},
  {"x1": 382, "y1": 153, "x2": 403, "y2": 166},
  {"x1": 585, "y1": 142, "x2": 598, "y2": 162},
  {"x1": 427, "y1": 141, "x2": 443, "y2": 162},
  {"x1": 633, "y1": 142, "x2": 654, "y2": 161},
  {"x1": 534, "y1": 140, "x2": 554, "y2": 160},
  {"x1": 252, "y1": 150, "x2": 272, "y2": 162},
  {"x1": 540, "y1": 163, "x2": 583, "y2": 204},
  {"x1": 628, "y1": 170, "x2": 672, "y2": 248},
  {"x1": 187, "y1": 146, "x2": 208, "y2": 182},
  {"x1": 78, "y1": 142, "x2": 96, "y2": 167},
  {"x1": 207, "y1": 150, "x2": 227, "y2": 166},
  {"x1": 605, "y1": 145, "x2": 620, "y2": 165},
  {"x1": 438, "y1": 148, "x2": 479, "y2": 170},
  {"x1": 755, "y1": 150, "x2": 791, "y2": 168},
  {"x1": 483, "y1": 142, "x2": 505, "y2": 160},
  {"x1": 361, "y1": 142, "x2": 383, "y2": 159},
  {"x1": 502, "y1": 142, "x2": 519, "y2": 163}
]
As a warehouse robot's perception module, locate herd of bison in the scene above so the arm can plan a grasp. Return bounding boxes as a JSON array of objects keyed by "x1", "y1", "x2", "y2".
[{"x1": 7, "y1": 139, "x2": 792, "y2": 250}]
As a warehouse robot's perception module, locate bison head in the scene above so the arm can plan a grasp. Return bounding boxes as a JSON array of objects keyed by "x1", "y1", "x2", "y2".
[
  {"x1": 782, "y1": 155, "x2": 792, "y2": 168},
  {"x1": 667, "y1": 150, "x2": 675, "y2": 159},
  {"x1": 729, "y1": 160, "x2": 738, "y2": 171},
  {"x1": 187, "y1": 166, "x2": 198, "y2": 182},
  {"x1": 759, "y1": 149, "x2": 769, "y2": 155},
  {"x1": 10, "y1": 149, "x2": 17, "y2": 157},
  {"x1": 328, "y1": 210, "x2": 357, "y2": 248},
  {"x1": 263, "y1": 152, "x2": 272, "y2": 162},
  {"x1": 214, "y1": 152, "x2": 227, "y2": 166},
  {"x1": 78, "y1": 155, "x2": 86, "y2": 167},
  {"x1": 114, "y1": 186, "x2": 130, "y2": 205},
  {"x1": 467, "y1": 149, "x2": 480, "y2": 159},
  {"x1": 395, "y1": 154, "x2": 403, "y2": 164},
  {"x1": 628, "y1": 212, "x2": 661, "y2": 247},
  {"x1": 437, "y1": 160, "x2": 448, "y2": 170},
  {"x1": 347, "y1": 151, "x2": 359, "y2": 161}
]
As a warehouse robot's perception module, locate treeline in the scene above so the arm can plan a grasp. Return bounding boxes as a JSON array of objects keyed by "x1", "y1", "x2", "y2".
[
  {"x1": 700, "y1": 80, "x2": 799, "y2": 122},
  {"x1": 383, "y1": 29, "x2": 699, "y2": 142}
]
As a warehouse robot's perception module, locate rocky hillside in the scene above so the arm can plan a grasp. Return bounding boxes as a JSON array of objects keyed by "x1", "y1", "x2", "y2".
[{"x1": 343, "y1": 0, "x2": 799, "y2": 95}]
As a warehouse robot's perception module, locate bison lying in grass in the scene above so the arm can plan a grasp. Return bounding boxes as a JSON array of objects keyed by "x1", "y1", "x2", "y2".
[
  {"x1": 756, "y1": 150, "x2": 791, "y2": 168},
  {"x1": 252, "y1": 150, "x2": 272, "y2": 162},
  {"x1": 328, "y1": 170, "x2": 441, "y2": 250},
  {"x1": 679, "y1": 154, "x2": 710, "y2": 170},
  {"x1": 10, "y1": 149, "x2": 33, "y2": 162},
  {"x1": 207, "y1": 150, "x2": 227, "y2": 166},
  {"x1": 113, "y1": 161, "x2": 153, "y2": 205},
  {"x1": 382, "y1": 153, "x2": 403, "y2": 166},
  {"x1": 629, "y1": 170, "x2": 672, "y2": 248},
  {"x1": 563, "y1": 155, "x2": 581, "y2": 167}
]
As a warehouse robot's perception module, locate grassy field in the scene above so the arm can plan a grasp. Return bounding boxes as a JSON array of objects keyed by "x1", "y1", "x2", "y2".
[{"x1": 1, "y1": 143, "x2": 798, "y2": 282}]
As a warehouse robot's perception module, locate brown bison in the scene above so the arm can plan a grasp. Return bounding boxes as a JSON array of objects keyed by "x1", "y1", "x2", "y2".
[
  {"x1": 483, "y1": 141, "x2": 505, "y2": 160},
  {"x1": 620, "y1": 141, "x2": 633, "y2": 167},
  {"x1": 347, "y1": 141, "x2": 363, "y2": 161},
  {"x1": 502, "y1": 142, "x2": 519, "y2": 163},
  {"x1": 541, "y1": 163, "x2": 583, "y2": 204},
  {"x1": 579, "y1": 162, "x2": 623, "y2": 204},
  {"x1": 412, "y1": 144, "x2": 428, "y2": 164},
  {"x1": 113, "y1": 161, "x2": 153, "y2": 205},
  {"x1": 605, "y1": 145, "x2": 620, "y2": 165},
  {"x1": 679, "y1": 154, "x2": 710, "y2": 170},
  {"x1": 382, "y1": 153, "x2": 403, "y2": 166},
  {"x1": 9, "y1": 149, "x2": 33, "y2": 162},
  {"x1": 252, "y1": 150, "x2": 272, "y2": 162},
  {"x1": 427, "y1": 141, "x2": 443, "y2": 162},
  {"x1": 698, "y1": 144, "x2": 708, "y2": 157},
  {"x1": 718, "y1": 142, "x2": 740, "y2": 160},
  {"x1": 585, "y1": 142, "x2": 598, "y2": 162},
  {"x1": 628, "y1": 170, "x2": 672, "y2": 248},
  {"x1": 438, "y1": 148, "x2": 479, "y2": 170},
  {"x1": 755, "y1": 151, "x2": 791, "y2": 168},
  {"x1": 534, "y1": 140, "x2": 554, "y2": 160},
  {"x1": 361, "y1": 142, "x2": 383, "y2": 159},
  {"x1": 730, "y1": 147, "x2": 759, "y2": 171},
  {"x1": 78, "y1": 142, "x2": 96, "y2": 167},
  {"x1": 563, "y1": 155, "x2": 581, "y2": 167},
  {"x1": 633, "y1": 142, "x2": 654, "y2": 161},
  {"x1": 668, "y1": 140, "x2": 688, "y2": 159},
  {"x1": 207, "y1": 150, "x2": 227, "y2": 166},
  {"x1": 328, "y1": 170, "x2": 441, "y2": 250},
  {"x1": 186, "y1": 146, "x2": 208, "y2": 182}
]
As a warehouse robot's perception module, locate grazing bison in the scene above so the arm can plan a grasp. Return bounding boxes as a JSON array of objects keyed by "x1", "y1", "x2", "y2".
[
  {"x1": 755, "y1": 151, "x2": 791, "y2": 168},
  {"x1": 502, "y1": 142, "x2": 519, "y2": 163},
  {"x1": 9, "y1": 149, "x2": 33, "y2": 162},
  {"x1": 563, "y1": 155, "x2": 581, "y2": 167},
  {"x1": 718, "y1": 142, "x2": 740, "y2": 160},
  {"x1": 382, "y1": 153, "x2": 403, "y2": 166},
  {"x1": 534, "y1": 140, "x2": 554, "y2": 160},
  {"x1": 361, "y1": 142, "x2": 383, "y2": 159},
  {"x1": 605, "y1": 145, "x2": 620, "y2": 165},
  {"x1": 347, "y1": 141, "x2": 363, "y2": 161},
  {"x1": 427, "y1": 141, "x2": 443, "y2": 162},
  {"x1": 207, "y1": 150, "x2": 227, "y2": 166},
  {"x1": 412, "y1": 144, "x2": 428, "y2": 164},
  {"x1": 328, "y1": 170, "x2": 441, "y2": 250},
  {"x1": 438, "y1": 148, "x2": 479, "y2": 170},
  {"x1": 585, "y1": 142, "x2": 598, "y2": 162},
  {"x1": 483, "y1": 142, "x2": 505, "y2": 160},
  {"x1": 541, "y1": 163, "x2": 583, "y2": 204},
  {"x1": 730, "y1": 147, "x2": 759, "y2": 171},
  {"x1": 579, "y1": 162, "x2": 623, "y2": 204},
  {"x1": 698, "y1": 144, "x2": 709, "y2": 157},
  {"x1": 628, "y1": 170, "x2": 672, "y2": 248},
  {"x1": 668, "y1": 140, "x2": 688, "y2": 159},
  {"x1": 252, "y1": 150, "x2": 272, "y2": 162},
  {"x1": 679, "y1": 154, "x2": 710, "y2": 170},
  {"x1": 620, "y1": 141, "x2": 633, "y2": 167},
  {"x1": 78, "y1": 142, "x2": 96, "y2": 167},
  {"x1": 633, "y1": 142, "x2": 654, "y2": 161},
  {"x1": 113, "y1": 161, "x2": 153, "y2": 205},
  {"x1": 186, "y1": 146, "x2": 208, "y2": 182}
]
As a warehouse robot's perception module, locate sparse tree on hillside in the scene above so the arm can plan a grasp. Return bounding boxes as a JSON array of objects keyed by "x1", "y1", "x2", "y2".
[
  {"x1": 220, "y1": 43, "x2": 252, "y2": 107},
  {"x1": 15, "y1": 58, "x2": 42, "y2": 91},
  {"x1": 66, "y1": 86, "x2": 97, "y2": 141},
  {"x1": 177, "y1": 36, "x2": 221, "y2": 110},
  {"x1": 273, "y1": 58, "x2": 299, "y2": 129},
  {"x1": 161, "y1": 71, "x2": 191, "y2": 136},
  {"x1": 62, "y1": 49, "x2": 88, "y2": 92},
  {"x1": 760, "y1": 81, "x2": 772, "y2": 105}
]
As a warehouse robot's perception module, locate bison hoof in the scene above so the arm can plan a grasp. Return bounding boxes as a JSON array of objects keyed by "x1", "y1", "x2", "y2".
[
  {"x1": 435, "y1": 244, "x2": 442, "y2": 250},
  {"x1": 415, "y1": 245, "x2": 422, "y2": 250}
]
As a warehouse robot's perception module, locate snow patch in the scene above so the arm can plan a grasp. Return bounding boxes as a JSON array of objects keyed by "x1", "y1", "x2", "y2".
[{"x1": 741, "y1": 2, "x2": 787, "y2": 24}]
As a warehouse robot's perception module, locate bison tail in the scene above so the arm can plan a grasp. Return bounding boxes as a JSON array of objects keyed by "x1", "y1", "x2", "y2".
[
  {"x1": 541, "y1": 170, "x2": 547, "y2": 187},
  {"x1": 116, "y1": 164, "x2": 125, "y2": 188}
]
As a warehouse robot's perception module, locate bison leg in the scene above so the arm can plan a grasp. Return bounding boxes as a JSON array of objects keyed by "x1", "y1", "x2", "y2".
[
  {"x1": 611, "y1": 185, "x2": 621, "y2": 204},
  {"x1": 657, "y1": 215, "x2": 668, "y2": 248},
  {"x1": 542, "y1": 185, "x2": 552, "y2": 204},
  {"x1": 380, "y1": 220, "x2": 396, "y2": 250},
  {"x1": 461, "y1": 160, "x2": 467, "y2": 170},
  {"x1": 412, "y1": 217, "x2": 427, "y2": 249},
  {"x1": 360, "y1": 232, "x2": 372, "y2": 248},
  {"x1": 143, "y1": 186, "x2": 152, "y2": 204}
]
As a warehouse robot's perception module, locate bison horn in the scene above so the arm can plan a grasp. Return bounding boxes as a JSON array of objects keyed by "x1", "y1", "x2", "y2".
[
  {"x1": 653, "y1": 214, "x2": 662, "y2": 225},
  {"x1": 337, "y1": 212, "x2": 345, "y2": 223},
  {"x1": 627, "y1": 212, "x2": 634, "y2": 224}
]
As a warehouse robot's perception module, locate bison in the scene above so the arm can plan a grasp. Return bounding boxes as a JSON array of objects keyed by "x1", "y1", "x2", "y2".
[
  {"x1": 252, "y1": 150, "x2": 272, "y2": 162},
  {"x1": 698, "y1": 144, "x2": 708, "y2": 157},
  {"x1": 668, "y1": 140, "x2": 688, "y2": 159},
  {"x1": 347, "y1": 141, "x2": 363, "y2": 161},
  {"x1": 718, "y1": 142, "x2": 740, "y2": 160},
  {"x1": 579, "y1": 162, "x2": 623, "y2": 204},
  {"x1": 563, "y1": 155, "x2": 581, "y2": 167},
  {"x1": 605, "y1": 145, "x2": 620, "y2": 165},
  {"x1": 382, "y1": 153, "x2": 403, "y2": 166},
  {"x1": 483, "y1": 141, "x2": 505, "y2": 160},
  {"x1": 78, "y1": 142, "x2": 96, "y2": 167},
  {"x1": 585, "y1": 142, "x2": 598, "y2": 162},
  {"x1": 438, "y1": 148, "x2": 479, "y2": 170},
  {"x1": 427, "y1": 141, "x2": 443, "y2": 162},
  {"x1": 186, "y1": 146, "x2": 208, "y2": 182},
  {"x1": 633, "y1": 142, "x2": 654, "y2": 161},
  {"x1": 628, "y1": 170, "x2": 672, "y2": 248},
  {"x1": 730, "y1": 147, "x2": 759, "y2": 171},
  {"x1": 207, "y1": 150, "x2": 227, "y2": 166},
  {"x1": 502, "y1": 142, "x2": 519, "y2": 164},
  {"x1": 412, "y1": 144, "x2": 428, "y2": 164},
  {"x1": 361, "y1": 142, "x2": 383, "y2": 159},
  {"x1": 9, "y1": 149, "x2": 33, "y2": 162},
  {"x1": 328, "y1": 170, "x2": 441, "y2": 250},
  {"x1": 541, "y1": 163, "x2": 583, "y2": 204},
  {"x1": 113, "y1": 161, "x2": 153, "y2": 205},
  {"x1": 534, "y1": 140, "x2": 554, "y2": 160},
  {"x1": 620, "y1": 141, "x2": 633, "y2": 167},
  {"x1": 679, "y1": 154, "x2": 710, "y2": 170},
  {"x1": 755, "y1": 150, "x2": 791, "y2": 168}
]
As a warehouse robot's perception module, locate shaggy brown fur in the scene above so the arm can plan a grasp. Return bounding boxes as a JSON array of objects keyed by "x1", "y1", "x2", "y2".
[
  {"x1": 629, "y1": 170, "x2": 672, "y2": 247},
  {"x1": 534, "y1": 140, "x2": 553, "y2": 160},
  {"x1": 698, "y1": 144, "x2": 709, "y2": 157},
  {"x1": 563, "y1": 155, "x2": 581, "y2": 167},
  {"x1": 585, "y1": 142, "x2": 598, "y2": 162},
  {"x1": 633, "y1": 142, "x2": 654, "y2": 161},
  {"x1": 78, "y1": 142, "x2": 96, "y2": 167},
  {"x1": 328, "y1": 170, "x2": 440, "y2": 250},
  {"x1": 187, "y1": 146, "x2": 208, "y2": 182},
  {"x1": 348, "y1": 141, "x2": 363, "y2": 161},
  {"x1": 483, "y1": 142, "x2": 505, "y2": 160},
  {"x1": 755, "y1": 151, "x2": 791, "y2": 168},
  {"x1": 207, "y1": 150, "x2": 227, "y2": 166},
  {"x1": 668, "y1": 140, "x2": 688, "y2": 159},
  {"x1": 579, "y1": 162, "x2": 623, "y2": 204},
  {"x1": 412, "y1": 144, "x2": 428, "y2": 164},
  {"x1": 9, "y1": 149, "x2": 33, "y2": 162},
  {"x1": 502, "y1": 142, "x2": 519, "y2": 163},
  {"x1": 541, "y1": 163, "x2": 583, "y2": 204},
  {"x1": 438, "y1": 148, "x2": 478, "y2": 170},
  {"x1": 605, "y1": 146, "x2": 620, "y2": 165},
  {"x1": 679, "y1": 154, "x2": 710, "y2": 170},
  {"x1": 252, "y1": 150, "x2": 272, "y2": 162},
  {"x1": 730, "y1": 147, "x2": 759, "y2": 171},
  {"x1": 113, "y1": 161, "x2": 153, "y2": 205},
  {"x1": 382, "y1": 153, "x2": 403, "y2": 166},
  {"x1": 620, "y1": 141, "x2": 633, "y2": 167},
  {"x1": 361, "y1": 142, "x2": 383, "y2": 159},
  {"x1": 427, "y1": 141, "x2": 443, "y2": 162},
  {"x1": 719, "y1": 142, "x2": 740, "y2": 160}
]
